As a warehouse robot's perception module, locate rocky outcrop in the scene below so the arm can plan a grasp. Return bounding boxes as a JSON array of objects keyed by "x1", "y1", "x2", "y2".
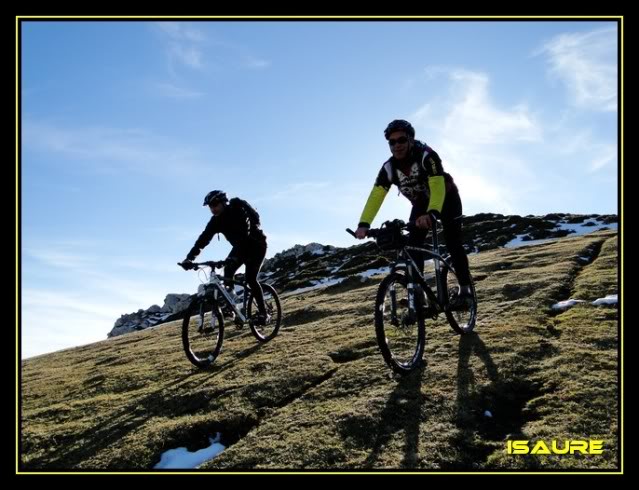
[
  {"x1": 108, "y1": 294, "x2": 192, "y2": 338},
  {"x1": 262, "y1": 243, "x2": 336, "y2": 273}
]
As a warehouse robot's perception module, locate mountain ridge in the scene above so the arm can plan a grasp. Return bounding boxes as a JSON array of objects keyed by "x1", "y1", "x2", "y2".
[{"x1": 108, "y1": 212, "x2": 617, "y2": 338}]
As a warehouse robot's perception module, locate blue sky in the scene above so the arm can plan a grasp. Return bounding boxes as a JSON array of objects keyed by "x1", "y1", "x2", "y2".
[{"x1": 20, "y1": 19, "x2": 620, "y2": 358}]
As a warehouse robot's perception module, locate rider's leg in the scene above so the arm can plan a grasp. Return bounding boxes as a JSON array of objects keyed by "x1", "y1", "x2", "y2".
[
  {"x1": 223, "y1": 250, "x2": 242, "y2": 296},
  {"x1": 408, "y1": 202, "x2": 429, "y2": 274},
  {"x1": 441, "y1": 190, "x2": 471, "y2": 288},
  {"x1": 222, "y1": 252, "x2": 243, "y2": 319},
  {"x1": 245, "y1": 241, "x2": 268, "y2": 318}
]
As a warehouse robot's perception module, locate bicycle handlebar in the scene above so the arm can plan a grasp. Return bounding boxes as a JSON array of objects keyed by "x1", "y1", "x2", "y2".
[
  {"x1": 346, "y1": 220, "x2": 430, "y2": 239},
  {"x1": 345, "y1": 227, "x2": 383, "y2": 238},
  {"x1": 178, "y1": 260, "x2": 227, "y2": 271}
]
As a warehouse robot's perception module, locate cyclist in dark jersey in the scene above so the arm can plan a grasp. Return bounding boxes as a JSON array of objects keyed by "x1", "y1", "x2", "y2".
[
  {"x1": 354, "y1": 119, "x2": 472, "y2": 302},
  {"x1": 180, "y1": 190, "x2": 270, "y2": 325}
]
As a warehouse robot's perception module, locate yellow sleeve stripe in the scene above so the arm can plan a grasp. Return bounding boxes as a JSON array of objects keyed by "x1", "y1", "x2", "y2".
[
  {"x1": 427, "y1": 176, "x2": 446, "y2": 213},
  {"x1": 359, "y1": 185, "x2": 388, "y2": 225}
]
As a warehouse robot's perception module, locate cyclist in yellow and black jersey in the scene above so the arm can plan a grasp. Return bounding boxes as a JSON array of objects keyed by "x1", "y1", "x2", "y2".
[{"x1": 354, "y1": 119, "x2": 472, "y2": 300}]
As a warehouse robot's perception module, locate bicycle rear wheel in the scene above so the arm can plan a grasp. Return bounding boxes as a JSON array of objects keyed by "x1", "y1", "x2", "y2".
[
  {"x1": 182, "y1": 298, "x2": 225, "y2": 368},
  {"x1": 443, "y1": 266, "x2": 477, "y2": 335},
  {"x1": 247, "y1": 283, "x2": 282, "y2": 342},
  {"x1": 375, "y1": 272, "x2": 425, "y2": 375}
]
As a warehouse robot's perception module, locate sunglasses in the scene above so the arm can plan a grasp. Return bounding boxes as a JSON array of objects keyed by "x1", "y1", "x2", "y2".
[{"x1": 388, "y1": 136, "x2": 409, "y2": 146}]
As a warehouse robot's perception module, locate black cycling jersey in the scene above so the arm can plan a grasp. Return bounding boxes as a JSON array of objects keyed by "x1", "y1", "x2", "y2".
[{"x1": 186, "y1": 198, "x2": 266, "y2": 261}]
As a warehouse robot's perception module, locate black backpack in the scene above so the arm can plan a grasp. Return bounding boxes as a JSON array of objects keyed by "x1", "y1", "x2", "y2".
[{"x1": 230, "y1": 198, "x2": 262, "y2": 232}]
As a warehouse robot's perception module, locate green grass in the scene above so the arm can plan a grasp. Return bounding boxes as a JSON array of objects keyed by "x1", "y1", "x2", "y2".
[{"x1": 20, "y1": 230, "x2": 620, "y2": 471}]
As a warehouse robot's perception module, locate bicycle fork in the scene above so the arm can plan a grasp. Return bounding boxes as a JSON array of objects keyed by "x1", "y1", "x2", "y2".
[
  {"x1": 389, "y1": 285, "x2": 399, "y2": 326},
  {"x1": 389, "y1": 283, "x2": 419, "y2": 327},
  {"x1": 196, "y1": 299, "x2": 220, "y2": 333}
]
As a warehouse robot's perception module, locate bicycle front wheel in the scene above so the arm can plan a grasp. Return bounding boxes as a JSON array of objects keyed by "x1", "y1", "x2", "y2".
[
  {"x1": 247, "y1": 283, "x2": 282, "y2": 342},
  {"x1": 375, "y1": 272, "x2": 425, "y2": 375},
  {"x1": 182, "y1": 298, "x2": 225, "y2": 368}
]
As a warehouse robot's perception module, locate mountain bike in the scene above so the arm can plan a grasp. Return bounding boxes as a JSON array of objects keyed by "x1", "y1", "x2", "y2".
[
  {"x1": 177, "y1": 260, "x2": 282, "y2": 368},
  {"x1": 347, "y1": 219, "x2": 477, "y2": 375}
]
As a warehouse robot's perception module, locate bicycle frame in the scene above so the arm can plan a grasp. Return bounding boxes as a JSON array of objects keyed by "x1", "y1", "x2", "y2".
[
  {"x1": 200, "y1": 273, "x2": 250, "y2": 324},
  {"x1": 391, "y1": 226, "x2": 454, "y2": 314}
]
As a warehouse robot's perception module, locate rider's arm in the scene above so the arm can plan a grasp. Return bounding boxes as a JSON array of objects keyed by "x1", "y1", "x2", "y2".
[
  {"x1": 422, "y1": 150, "x2": 446, "y2": 218},
  {"x1": 426, "y1": 176, "x2": 445, "y2": 218},
  {"x1": 186, "y1": 218, "x2": 219, "y2": 261},
  {"x1": 358, "y1": 163, "x2": 392, "y2": 228},
  {"x1": 358, "y1": 185, "x2": 388, "y2": 228}
]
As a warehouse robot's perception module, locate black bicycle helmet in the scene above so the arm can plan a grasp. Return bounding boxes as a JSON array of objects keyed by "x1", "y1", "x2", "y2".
[
  {"x1": 203, "y1": 190, "x2": 228, "y2": 206},
  {"x1": 384, "y1": 119, "x2": 415, "y2": 139}
]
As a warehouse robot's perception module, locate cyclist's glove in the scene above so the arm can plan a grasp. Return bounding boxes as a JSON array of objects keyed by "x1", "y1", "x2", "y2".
[{"x1": 179, "y1": 260, "x2": 195, "y2": 271}]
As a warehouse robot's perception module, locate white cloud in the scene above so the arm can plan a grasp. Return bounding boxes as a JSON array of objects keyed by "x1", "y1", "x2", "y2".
[
  {"x1": 145, "y1": 225, "x2": 203, "y2": 243},
  {"x1": 407, "y1": 64, "x2": 618, "y2": 214},
  {"x1": 244, "y1": 56, "x2": 271, "y2": 69},
  {"x1": 410, "y1": 68, "x2": 542, "y2": 213},
  {"x1": 26, "y1": 248, "x2": 97, "y2": 269},
  {"x1": 156, "y1": 22, "x2": 206, "y2": 43},
  {"x1": 536, "y1": 26, "x2": 617, "y2": 112},
  {"x1": 23, "y1": 119, "x2": 208, "y2": 177},
  {"x1": 21, "y1": 288, "x2": 133, "y2": 359},
  {"x1": 23, "y1": 289, "x2": 121, "y2": 321},
  {"x1": 155, "y1": 82, "x2": 204, "y2": 99},
  {"x1": 169, "y1": 44, "x2": 204, "y2": 70},
  {"x1": 21, "y1": 240, "x2": 196, "y2": 358},
  {"x1": 539, "y1": 121, "x2": 617, "y2": 174},
  {"x1": 155, "y1": 22, "x2": 207, "y2": 71},
  {"x1": 445, "y1": 165, "x2": 519, "y2": 215},
  {"x1": 255, "y1": 180, "x2": 408, "y2": 227},
  {"x1": 153, "y1": 21, "x2": 271, "y2": 77},
  {"x1": 258, "y1": 182, "x2": 331, "y2": 202},
  {"x1": 588, "y1": 143, "x2": 617, "y2": 172},
  {"x1": 25, "y1": 243, "x2": 183, "y2": 296},
  {"x1": 439, "y1": 70, "x2": 542, "y2": 144}
]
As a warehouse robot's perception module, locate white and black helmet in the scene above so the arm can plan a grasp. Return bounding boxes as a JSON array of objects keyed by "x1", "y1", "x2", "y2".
[{"x1": 203, "y1": 190, "x2": 228, "y2": 206}]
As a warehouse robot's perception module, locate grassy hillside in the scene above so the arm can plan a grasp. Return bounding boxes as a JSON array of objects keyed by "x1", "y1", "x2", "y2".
[{"x1": 20, "y1": 229, "x2": 619, "y2": 471}]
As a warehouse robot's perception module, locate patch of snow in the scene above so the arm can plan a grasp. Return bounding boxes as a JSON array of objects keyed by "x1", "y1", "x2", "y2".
[
  {"x1": 556, "y1": 221, "x2": 617, "y2": 235},
  {"x1": 552, "y1": 299, "x2": 587, "y2": 311},
  {"x1": 357, "y1": 266, "x2": 391, "y2": 279},
  {"x1": 154, "y1": 433, "x2": 225, "y2": 469},
  {"x1": 504, "y1": 219, "x2": 617, "y2": 249},
  {"x1": 592, "y1": 294, "x2": 617, "y2": 306},
  {"x1": 504, "y1": 235, "x2": 556, "y2": 249},
  {"x1": 282, "y1": 277, "x2": 345, "y2": 297}
]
